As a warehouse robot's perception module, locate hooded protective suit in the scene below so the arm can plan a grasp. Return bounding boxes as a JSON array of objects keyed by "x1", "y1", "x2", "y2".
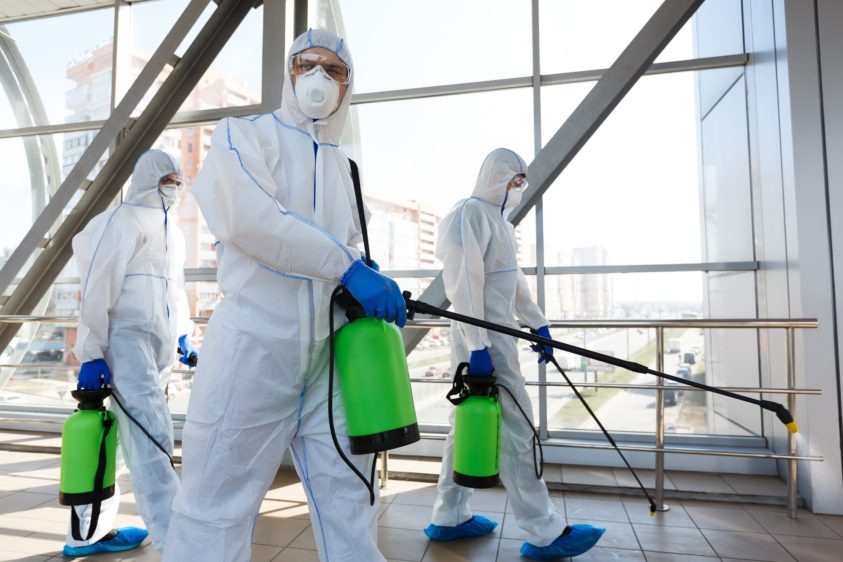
[
  {"x1": 164, "y1": 29, "x2": 385, "y2": 562},
  {"x1": 69, "y1": 149, "x2": 191, "y2": 550},
  {"x1": 430, "y1": 148, "x2": 567, "y2": 547}
]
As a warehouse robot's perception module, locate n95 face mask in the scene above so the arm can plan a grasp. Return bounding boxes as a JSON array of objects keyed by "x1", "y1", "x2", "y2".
[{"x1": 295, "y1": 67, "x2": 341, "y2": 119}]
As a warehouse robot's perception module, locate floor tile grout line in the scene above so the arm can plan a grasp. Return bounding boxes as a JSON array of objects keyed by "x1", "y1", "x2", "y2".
[
  {"x1": 766, "y1": 532, "x2": 801, "y2": 562},
  {"x1": 618, "y1": 490, "x2": 646, "y2": 555},
  {"x1": 814, "y1": 515, "x2": 843, "y2": 540},
  {"x1": 682, "y1": 492, "x2": 726, "y2": 560}
]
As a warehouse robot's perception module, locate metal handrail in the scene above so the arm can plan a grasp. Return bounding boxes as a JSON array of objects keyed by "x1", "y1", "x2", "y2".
[
  {"x1": 0, "y1": 316, "x2": 820, "y2": 329},
  {"x1": 406, "y1": 377, "x2": 822, "y2": 395},
  {"x1": 0, "y1": 314, "x2": 820, "y2": 518},
  {"x1": 406, "y1": 318, "x2": 820, "y2": 329}
]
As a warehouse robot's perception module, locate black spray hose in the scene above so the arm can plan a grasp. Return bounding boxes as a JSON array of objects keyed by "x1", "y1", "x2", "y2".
[
  {"x1": 494, "y1": 383, "x2": 544, "y2": 480},
  {"x1": 327, "y1": 286, "x2": 377, "y2": 506},
  {"x1": 544, "y1": 354, "x2": 657, "y2": 514},
  {"x1": 404, "y1": 292, "x2": 798, "y2": 434},
  {"x1": 110, "y1": 392, "x2": 175, "y2": 469}
]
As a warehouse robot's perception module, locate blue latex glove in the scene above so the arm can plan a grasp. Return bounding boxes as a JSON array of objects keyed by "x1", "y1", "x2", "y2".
[
  {"x1": 78, "y1": 359, "x2": 111, "y2": 390},
  {"x1": 469, "y1": 348, "x2": 494, "y2": 376},
  {"x1": 364, "y1": 258, "x2": 380, "y2": 271},
  {"x1": 178, "y1": 334, "x2": 199, "y2": 367},
  {"x1": 341, "y1": 259, "x2": 407, "y2": 327},
  {"x1": 530, "y1": 325, "x2": 554, "y2": 363}
]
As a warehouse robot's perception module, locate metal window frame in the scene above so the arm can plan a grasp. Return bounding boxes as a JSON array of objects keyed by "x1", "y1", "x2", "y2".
[
  {"x1": 5, "y1": 0, "x2": 812, "y2": 499},
  {"x1": 0, "y1": 54, "x2": 747, "y2": 141}
]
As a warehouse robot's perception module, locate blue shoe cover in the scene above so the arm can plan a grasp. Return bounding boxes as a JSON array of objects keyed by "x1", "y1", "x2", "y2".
[
  {"x1": 424, "y1": 515, "x2": 498, "y2": 541},
  {"x1": 519, "y1": 524, "x2": 606, "y2": 560},
  {"x1": 63, "y1": 526, "x2": 149, "y2": 557}
]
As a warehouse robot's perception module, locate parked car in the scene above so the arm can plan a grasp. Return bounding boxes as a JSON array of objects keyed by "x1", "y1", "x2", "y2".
[
  {"x1": 424, "y1": 366, "x2": 442, "y2": 377},
  {"x1": 424, "y1": 366, "x2": 450, "y2": 378},
  {"x1": 664, "y1": 387, "x2": 677, "y2": 406}
]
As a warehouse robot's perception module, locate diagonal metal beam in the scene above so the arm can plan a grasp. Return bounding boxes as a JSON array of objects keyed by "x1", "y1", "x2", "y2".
[
  {"x1": 403, "y1": 0, "x2": 705, "y2": 353},
  {"x1": 0, "y1": 0, "x2": 210, "y2": 296},
  {"x1": 0, "y1": 0, "x2": 259, "y2": 354}
]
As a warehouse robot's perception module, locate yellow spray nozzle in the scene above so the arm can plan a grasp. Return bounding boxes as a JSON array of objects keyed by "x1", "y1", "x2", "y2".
[
  {"x1": 786, "y1": 421, "x2": 799, "y2": 434},
  {"x1": 649, "y1": 510, "x2": 655, "y2": 517}
]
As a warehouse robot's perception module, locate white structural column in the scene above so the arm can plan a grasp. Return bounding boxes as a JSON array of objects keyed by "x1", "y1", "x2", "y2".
[{"x1": 774, "y1": 0, "x2": 843, "y2": 514}]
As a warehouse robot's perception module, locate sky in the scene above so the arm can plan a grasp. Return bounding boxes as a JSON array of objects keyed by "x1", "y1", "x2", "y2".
[{"x1": 0, "y1": 0, "x2": 745, "y2": 303}]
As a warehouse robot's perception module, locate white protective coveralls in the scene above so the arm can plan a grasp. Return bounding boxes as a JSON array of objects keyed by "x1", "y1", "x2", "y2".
[
  {"x1": 70, "y1": 149, "x2": 192, "y2": 550},
  {"x1": 431, "y1": 148, "x2": 567, "y2": 547},
  {"x1": 163, "y1": 29, "x2": 384, "y2": 562}
]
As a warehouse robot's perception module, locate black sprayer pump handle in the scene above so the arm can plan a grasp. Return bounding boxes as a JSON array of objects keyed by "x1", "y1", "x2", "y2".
[
  {"x1": 348, "y1": 159, "x2": 372, "y2": 268},
  {"x1": 402, "y1": 292, "x2": 798, "y2": 433}
]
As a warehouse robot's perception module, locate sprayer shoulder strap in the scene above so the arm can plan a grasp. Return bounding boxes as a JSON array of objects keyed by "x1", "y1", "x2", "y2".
[
  {"x1": 70, "y1": 414, "x2": 114, "y2": 542},
  {"x1": 347, "y1": 158, "x2": 372, "y2": 264}
]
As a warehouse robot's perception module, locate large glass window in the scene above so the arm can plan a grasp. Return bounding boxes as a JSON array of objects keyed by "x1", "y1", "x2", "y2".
[{"x1": 1, "y1": 1, "x2": 771, "y2": 452}]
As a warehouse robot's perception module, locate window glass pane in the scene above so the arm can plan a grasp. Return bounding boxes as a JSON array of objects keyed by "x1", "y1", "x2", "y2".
[
  {"x1": 350, "y1": 88, "x2": 533, "y2": 270},
  {"x1": 130, "y1": 1, "x2": 263, "y2": 114},
  {"x1": 407, "y1": 324, "x2": 453, "y2": 427},
  {"x1": 541, "y1": 72, "x2": 703, "y2": 267},
  {"x1": 541, "y1": 270, "x2": 760, "y2": 438},
  {"x1": 539, "y1": 0, "x2": 743, "y2": 76},
  {"x1": 0, "y1": 8, "x2": 114, "y2": 129},
  {"x1": 327, "y1": 0, "x2": 531, "y2": 93},
  {"x1": 0, "y1": 130, "x2": 105, "y2": 279}
]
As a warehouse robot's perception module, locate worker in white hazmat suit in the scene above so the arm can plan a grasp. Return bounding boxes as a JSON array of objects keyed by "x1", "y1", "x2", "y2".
[
  {"x1": 163, "y1": 29, "x2": 405, "y2": 562},
  {"x1": 424, "y1": 148, "x2": 605, "y2": 560},
  {"x1": 66, "y1": 149, "x2": 198, "y2": 557}
]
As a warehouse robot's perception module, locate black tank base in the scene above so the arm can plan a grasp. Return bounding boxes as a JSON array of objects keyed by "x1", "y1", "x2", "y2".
[
  {"x1": 60, "y1": 485, "x2": 116, "y2": 506},
  {"x1": 454, "y1": 471, "x2": 499, "y2": 489},
  {"x1": 349, "y1": 423, "x2": 420, "y2": 455}
]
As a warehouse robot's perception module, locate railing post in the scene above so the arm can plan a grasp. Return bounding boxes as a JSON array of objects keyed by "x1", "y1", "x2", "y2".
[
  {"x1": 786, "y1": 327, "x2": 798, "y2": 519},
  {"x1": 655, "y1": 327, "x2": 669, "y2": 512}
]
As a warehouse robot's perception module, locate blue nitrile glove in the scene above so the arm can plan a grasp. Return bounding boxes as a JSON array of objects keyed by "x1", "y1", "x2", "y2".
[
  {"x1": 365, "y1": 258, "x2": 380, "y2": 271},
  {"x1": 341, "y1": 259, "x2": 407, "y2": 327},
  {"x1": 178, "y1": 334, "x2": 199, "y2": 367},
  {"x1": 469, "y1": 348, "x2": 494, "y2": 376},
  {"x1": 530, "y1": 325, "x2": 554, "y2": 363},
  {"x1": 78, "y1": 359, "x2": 111, "y2": 390}
]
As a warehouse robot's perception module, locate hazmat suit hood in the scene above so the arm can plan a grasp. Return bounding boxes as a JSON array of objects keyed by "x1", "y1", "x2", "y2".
[
  {"x1": 125, "y1": 149, "x2": 182, "y2": 207},
  {"x1": 279, "y1": 28, "x2": 353, "y2": 144},
  {"x1": 470, "y1": 148, "x2": 528, "y2": 214}
]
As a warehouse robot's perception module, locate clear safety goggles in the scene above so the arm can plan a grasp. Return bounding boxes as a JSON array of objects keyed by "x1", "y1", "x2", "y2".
[
  {"x1": 508, "y1": 174, "x2": 528, "y2": 192},
  {"x1": 160, "y1": 178, "x2": 183, "y2": 188},
  {"x1": 289, "y1": 53, "x2": 351, "y2": 85}
]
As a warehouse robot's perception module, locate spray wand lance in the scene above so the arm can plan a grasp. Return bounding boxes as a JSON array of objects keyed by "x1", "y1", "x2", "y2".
[
  {"x1": 403, "y1": 293, "x2": 798, "y2": 434},
  {"x1": 403, "y1": 293, "x2": 799, "y2": 512},
  {"x1": 542, "y1": 352, "x2": 658, "y2": 514}
]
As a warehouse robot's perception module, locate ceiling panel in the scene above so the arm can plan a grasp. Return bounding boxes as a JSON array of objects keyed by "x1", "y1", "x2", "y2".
[{"x1": 0, "y1": 0, "x2": 130, "y2": 23}]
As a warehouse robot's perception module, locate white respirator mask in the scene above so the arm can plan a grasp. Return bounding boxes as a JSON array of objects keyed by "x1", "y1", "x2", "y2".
[
  {"x1": 159, "y1": 182, "x2": 181, "y2": 207},
  {"x1": 504, "y1": 188, "x2": 523, "y2": 209},
  {"x1": 294, "y1": 67, "x2": 341, "y2": 119}
]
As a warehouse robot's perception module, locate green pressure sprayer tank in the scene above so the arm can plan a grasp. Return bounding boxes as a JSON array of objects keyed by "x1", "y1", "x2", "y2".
[
  {"x1": 335, "y1": 314, "x2": 420, "y2": 454},
  {"x1": 449, "y1": 363, "x2": 501, "y2": 488},
  {"x1": 60, "y1": 388, "x2": 118, "y2": 507},
  {"x1": 60, "y1": 387, "x2": 118, "y2": 541}
]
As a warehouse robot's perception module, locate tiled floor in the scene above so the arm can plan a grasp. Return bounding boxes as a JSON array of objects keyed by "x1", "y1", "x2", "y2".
[{"x1": 2, "y1": 448, "x2": 843, "y2": 561}]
